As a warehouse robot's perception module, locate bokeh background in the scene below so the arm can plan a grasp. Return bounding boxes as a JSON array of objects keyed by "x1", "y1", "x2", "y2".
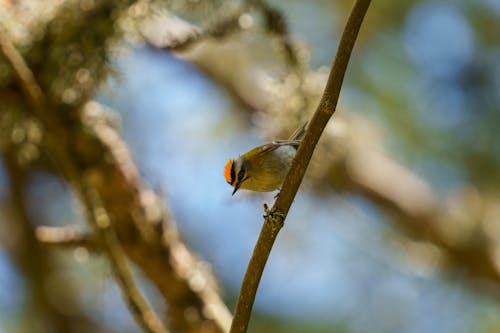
[{"x1": 1, "y1": 0, "x2": 500, "y2": 332}]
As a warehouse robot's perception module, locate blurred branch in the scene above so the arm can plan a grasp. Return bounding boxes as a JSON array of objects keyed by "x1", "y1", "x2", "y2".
[
  {"x1": 83, "y1": 102, "x2": 232, "y2": 332},
  {"x1": 144, "y1": 0, "x2": 299, "y2": 66},
  {"x1": 0, "y1": 27, "x2": 47, "y2": 112},
  {"x1": 229, "y1": 1, "x2": 372, "y2": 332},
  {"x1": 35, "y1": 225, "x2": 99, "y2": 251},
  {"x1": 1, "y1": 27, "x2": 168, "y2": 333},
  {"x1": 0, "y1": 2, "x2": 231, "y2": 332},
  {"x1": 246, "y1": 0, "x2": 298, "y2": 66},
  {"x1": 149, "y1": 7, "x2": 244, "y2": 52},
  {"x1": 86, "y1": 188, "x2": 169, "y2": 333},
  {"x1": 2, "y1": 156, "x2": 112, "y2": 333},
  {"x1": 335, "y1": 145, "x2": 500, "y2": 282}
]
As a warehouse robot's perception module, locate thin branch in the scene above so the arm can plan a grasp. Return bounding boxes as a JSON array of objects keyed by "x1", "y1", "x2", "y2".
[
  {"x1": 35, "y1": 226, "x2": 99, "y2": 251},
  {"x1": 229, "y1": 1, "x2": 372, "y2": 332},
  {"x1": 0, "y1": 29, "x2": 48, "y2": 113},
  {"x1": 86, "y1": 188, "x2": 169, "y2": 333},
  {"x1": 145, "y1": 6, "x2": 247, "y2": 51},
  {"x1": 146, "y1": 0, "x2": 300, "y2": 67},
  {"x1": 247, "y1": 0, "x2": 298, "y2": 66}
]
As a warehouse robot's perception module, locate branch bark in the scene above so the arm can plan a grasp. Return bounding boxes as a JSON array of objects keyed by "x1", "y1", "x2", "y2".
[
  {"x1": 229, "y1": 1, "x2": 372, "y2": 332},
  {"x1": 35, "y1": 225, "x2": 99, "y2": 250}
]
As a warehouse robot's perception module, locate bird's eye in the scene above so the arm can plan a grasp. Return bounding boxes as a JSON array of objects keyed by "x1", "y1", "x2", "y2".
[{"x1": 238, "y1": 169, "x2": 245, "y2": 181}]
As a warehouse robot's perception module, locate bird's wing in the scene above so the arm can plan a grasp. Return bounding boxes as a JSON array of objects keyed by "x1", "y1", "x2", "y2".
[{"x1": 258, "y1": 140, "x2": 301, "y2": 155}]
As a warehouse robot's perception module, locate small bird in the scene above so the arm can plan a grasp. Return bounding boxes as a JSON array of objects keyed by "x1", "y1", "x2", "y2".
[{"x1": 224, "y1": 122, "x2": 307, "y2": 195}]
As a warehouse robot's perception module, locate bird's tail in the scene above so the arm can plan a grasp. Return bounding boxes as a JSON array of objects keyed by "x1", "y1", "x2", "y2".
[{"x1": 289, "y1": 121, "x2": 308, "y2": 141}]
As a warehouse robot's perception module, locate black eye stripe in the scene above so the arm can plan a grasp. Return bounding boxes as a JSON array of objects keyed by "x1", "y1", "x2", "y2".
[
  {"x1": 230, "y1": 163, "x2": 236, "y2": 184},
  {"x1": 238, "y1": 169, "x2": 245, "y2": 180}
]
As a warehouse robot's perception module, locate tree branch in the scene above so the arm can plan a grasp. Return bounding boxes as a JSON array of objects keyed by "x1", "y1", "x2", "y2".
[
  {"x1": 229, "y1": 1, "x2": 372, "y2": 332},
  {"x1": 35, "y1": 225, "x2": 99, "y2": 250},
  {"x1": 85, "y1": 188, "x2": 169, "y2": 333},
  {"x1": 0, "y1": 28, "x2": 48, "y2": 113},
  {"x1": 144, "y1": 0, "x2": 299, "y2": 67}
]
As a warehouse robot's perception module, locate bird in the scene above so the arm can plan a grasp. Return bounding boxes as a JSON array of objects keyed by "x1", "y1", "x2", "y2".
[{"x1": 224, "y1": 122, "x2": 307, "y2": 195}]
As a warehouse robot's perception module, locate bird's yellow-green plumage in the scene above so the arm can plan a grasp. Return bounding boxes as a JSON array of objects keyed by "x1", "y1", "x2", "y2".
[
  {"x1": 237, "y1": 143, "x2": 298, "y2": 192},
  {"x1": 224, "y1": 122, "x2": 307, "y2": 194}
]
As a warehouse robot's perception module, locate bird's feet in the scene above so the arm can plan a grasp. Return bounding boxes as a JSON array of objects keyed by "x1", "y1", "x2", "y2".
[{"x1": 263, "y1": 203, "x2": 286, "y2": 229}]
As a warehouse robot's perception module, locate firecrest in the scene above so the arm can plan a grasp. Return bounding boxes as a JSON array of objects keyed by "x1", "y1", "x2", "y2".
[{"x1": 224, "y1": 122, "x2": 307, "y2": 195}]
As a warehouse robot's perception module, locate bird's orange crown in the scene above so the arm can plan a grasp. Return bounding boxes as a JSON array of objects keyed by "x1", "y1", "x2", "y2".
[{"x1": 224, "y1": 159, "x2": 234, "y2": 184}]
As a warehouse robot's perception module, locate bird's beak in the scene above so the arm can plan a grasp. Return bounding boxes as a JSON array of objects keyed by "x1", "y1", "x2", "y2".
[{"x1": 232, "y1": 184, "x2": 239, "y2": 196}]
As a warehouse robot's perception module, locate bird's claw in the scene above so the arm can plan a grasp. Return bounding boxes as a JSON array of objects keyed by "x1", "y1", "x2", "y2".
[{"x1": 263, "y1": 204, "x2": 285, "y2": 229}]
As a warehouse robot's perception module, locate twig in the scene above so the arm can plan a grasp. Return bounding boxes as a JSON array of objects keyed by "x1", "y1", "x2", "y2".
[
  {"x1": 0, "y1": 29, "x2": 48, "y2": 113},
  {"x1": 35, "y1": 226, "x2": 99, "y2": 251},
  {"x1": 0, "y1": 30, "x2": 169, "y2": 333},
  {"x1": 147, "y1": 0, "x2": 300, "y2": 67},
  {"x1": 86, "y1": 188, "x2": 169, "y2": 333},
  {"x1": 149, "y1": 6, "x2": 247, "y2": 51},
  {"x1": 229, "y1": 1, "x2": 372, "y2": 332},
  {"x1": 247, "y1": 0, "x2": 298, "y2": 66}
]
